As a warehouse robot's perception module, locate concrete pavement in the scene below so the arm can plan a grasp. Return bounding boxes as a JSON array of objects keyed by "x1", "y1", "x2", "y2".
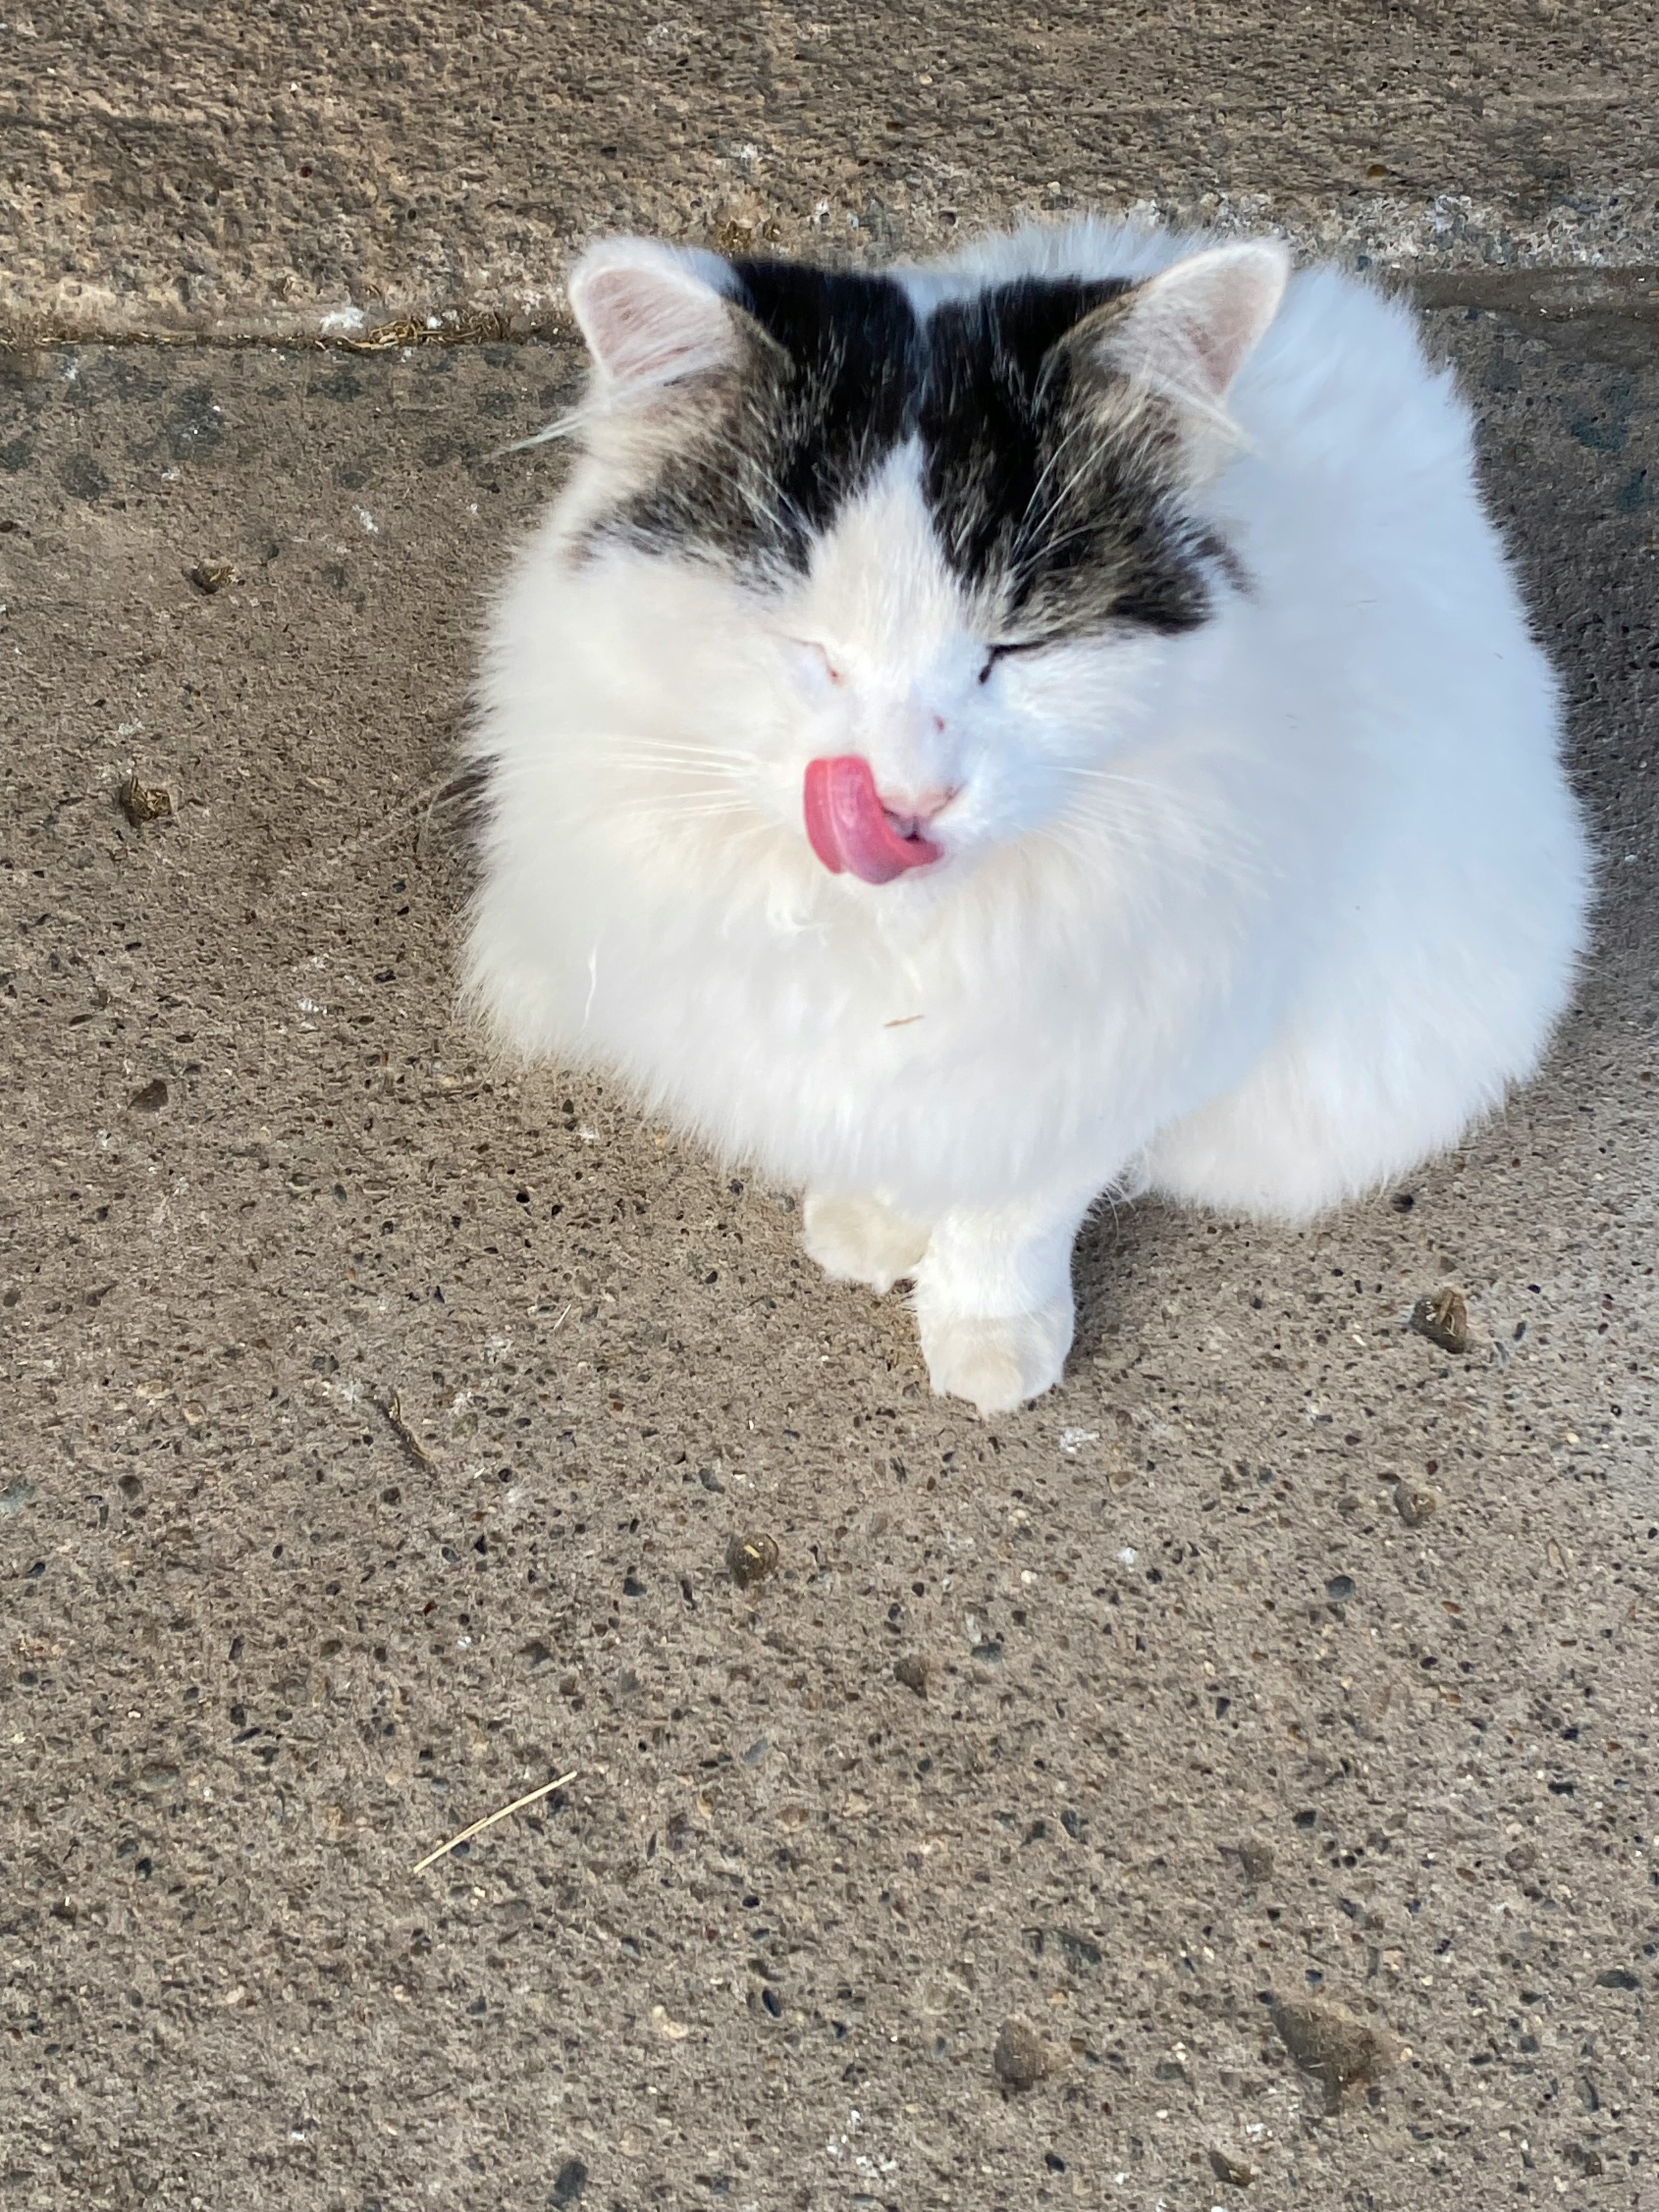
[
  {"x1": 2, "y1": 6, "x2": 1658, "y2": 2209},
  {"x1": 5, "y1": 0, "x2": 1659, "y2": 339}
]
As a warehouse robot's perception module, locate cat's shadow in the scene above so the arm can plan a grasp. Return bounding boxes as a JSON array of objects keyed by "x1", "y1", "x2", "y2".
[{"x1": 1069, "y1": 1195, "x2": 1191, "y2": 1363}]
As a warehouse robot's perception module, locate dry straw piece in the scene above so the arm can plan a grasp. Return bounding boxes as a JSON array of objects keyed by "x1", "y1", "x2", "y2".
[{"x1": 412, "y1": 1770, "x2": 578, "y2": 1875}]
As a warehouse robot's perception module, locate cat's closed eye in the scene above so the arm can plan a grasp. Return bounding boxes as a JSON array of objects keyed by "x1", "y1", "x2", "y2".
[{"x1": 977, "y1": 641, "x2": 1046, "y2": 684}]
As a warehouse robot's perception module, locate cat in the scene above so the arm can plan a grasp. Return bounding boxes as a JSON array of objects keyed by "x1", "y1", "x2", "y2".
[{"x1": 461, "y1": 219, "x2": 1590, "y2": 1416}]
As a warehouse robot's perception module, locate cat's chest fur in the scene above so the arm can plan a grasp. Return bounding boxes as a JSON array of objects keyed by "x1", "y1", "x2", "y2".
[{"x1": 570, "y1": 810, "x2": 1304, "y2": 1208}]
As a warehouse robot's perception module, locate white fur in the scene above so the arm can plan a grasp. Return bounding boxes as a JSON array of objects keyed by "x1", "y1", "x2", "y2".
[{"x1": 463, "y1": 218, "x2": 1591, "y2": 1415}]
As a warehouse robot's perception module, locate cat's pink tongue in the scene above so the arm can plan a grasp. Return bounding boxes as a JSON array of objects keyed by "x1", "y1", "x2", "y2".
[{"x1": 803, "y1": 756, "x2": 942, "y2": 885}]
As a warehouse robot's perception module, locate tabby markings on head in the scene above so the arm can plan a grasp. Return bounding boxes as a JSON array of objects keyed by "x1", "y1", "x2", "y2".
[{"x1": 593, "y1": 261, "x2": 1234, "y2": 642}]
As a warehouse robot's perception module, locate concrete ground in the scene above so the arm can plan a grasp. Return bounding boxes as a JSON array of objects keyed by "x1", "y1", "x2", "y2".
[{"x1": 3, "y1": 9, "x2": 1658, "y2": 2212}]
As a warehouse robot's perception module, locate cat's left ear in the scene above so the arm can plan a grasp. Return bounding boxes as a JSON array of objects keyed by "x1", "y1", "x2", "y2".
[{"x1": 1101, "y1": 241, "x2": 1290, "y2": 409}]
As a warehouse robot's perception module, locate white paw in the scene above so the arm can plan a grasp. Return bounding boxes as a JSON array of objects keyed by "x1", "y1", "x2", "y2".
[
  {"x1": 917, "y1": 1296, "x2": 1074, "y2": 1416},
  {"x1": 802, "y1": 1192, "x2": 930, "y2": 1294}
]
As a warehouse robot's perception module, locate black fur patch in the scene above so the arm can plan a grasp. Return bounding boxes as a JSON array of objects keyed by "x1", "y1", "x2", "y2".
[
  {"x1": 920, "y1": 280, "x2": 1220, "y2": 638},
  {"x1": 591, "y1": 260, "x2": 1227, "y2": 638},
  {"x1": 729, "y1": 260, "x2": 918, "y2": 559}
]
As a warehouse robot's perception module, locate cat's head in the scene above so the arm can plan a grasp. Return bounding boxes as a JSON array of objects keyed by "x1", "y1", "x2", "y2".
[{"x1": 554, "y1": 232, "x2": 1287, "y2": 892}]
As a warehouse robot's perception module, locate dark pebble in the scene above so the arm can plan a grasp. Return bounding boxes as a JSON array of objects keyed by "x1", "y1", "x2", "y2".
[
  {"x1": 992, "y1": 2016, "x2": 1051, "y2": 2090},
  {"x1": 1236, "y1": 1840, "x2": 1275, "y2": 1882},
  {"x1": 1325, "y1": 1573, "x2": 1356, "y2": 1602},
  {"x1": 1594, "y1": 1968, "x2": 1639, "y2": 1990},
  {"x1": 1410, "y1": 1287, "x2": 1470, "y2": 1354},
  {"x1": 725, "y1": 1532, "x2": 779, "y2": 1589},
  {"x1": 893, "y1": 1653, "x2": 931, "y2": 1695},
  {"x1": 549, "y1": 2156, "x2": 589, "y2": 2206},
  {"x1": 129, "y1": 1078, "x2": 169, "y2": 1112}
]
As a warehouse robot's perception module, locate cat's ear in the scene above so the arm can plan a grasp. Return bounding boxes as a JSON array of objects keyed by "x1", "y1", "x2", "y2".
[
  {"x1": 567, "y1": 238, "x2": 743, "y2": 399},
  {"x1": 1103, "y1": 242, "x2": 1290, "y2": 408}
]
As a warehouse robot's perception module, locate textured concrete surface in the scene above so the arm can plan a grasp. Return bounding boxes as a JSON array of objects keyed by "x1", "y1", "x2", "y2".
[
  {"x1": 5, "y1": 0, "x2": 1659, "y2": 339},
  {"x1": 4, "y1": 4, "x2": 1659, "y2": 2203},
  {"x1": 1, "y1": 288, "x2": 1657, "y2": 2208}
]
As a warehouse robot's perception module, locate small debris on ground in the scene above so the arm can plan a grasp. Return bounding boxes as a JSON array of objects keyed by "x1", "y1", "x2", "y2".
[
  {"x1": 894, "y1": 1652, "x2": 931, "y2": 1695},
  {"x1": 380, "y1": 1389, "x2": 434, "y2": 1467},
  {"x1": 118, "y1": 775, "x2": 174, "y2": 826},
  {"x1": 549, "y1": 2155, "x2": 589, "y2": 2205},
  {"x1": 1410, "y1": 1286, "x2": 1470, "y2": 1354},
  {"x1": 992, "y1": 2015, "x2": 1052, "y2": 2090},
  {"x1": 1234, "y1": 1840, "x2": 1276, "y2": 1882},
  {"x1": 1394, "y1": 1478, "x2": 1442, "y2": 1527},
  {"x1": 1269, "y1": 1996, "x2": 1400, "y2": 2112},
  {"x1": 128, "y1": 1078, "x2": 168, "y2": 1112},
  {"x1": 1208, "y1": 2147, "x2": 1256, "y2": 2186},
  {"x1": 337, "y1": 307, "x2": 518, "y2": 353},
  {"x1": 188, "y1": 560, "x2": 239, "y2": 594},
  {"x1": 725, "y1": 1532, "x2": 779, "y2": 1589}
]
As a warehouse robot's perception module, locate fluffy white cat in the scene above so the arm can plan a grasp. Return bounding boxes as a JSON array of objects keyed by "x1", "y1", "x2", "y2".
[{"x1": 462, "y1": 220, "x2": 1589, "y2": 1414}]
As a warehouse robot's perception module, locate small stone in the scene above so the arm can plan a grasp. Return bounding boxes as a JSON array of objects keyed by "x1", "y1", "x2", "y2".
[
  {"x1": 725, "y1": 1531, "x2": 779, "y2": 1589},
  {"x1": 548, "y1": 2156, "x2": 589, "y2": 2206},
  {"x1": 894, "y1": 1652, "x2": 931, "y2": 1695},
  {"x1": 1208, "y1": 2147, "x2": 1256, "y2": 2187},
  {"x1": 1235, "y1": 1840, "x2": 1275, "y2": 1882},
  {"x1": 1564, "y1": 2145, "x2": 1606, "y2": 2177},
  {"x1": 118, "y1": 774, "x2": 174, "y2": 826},
  {"x1": 188, "y1": 560, "x2": 239, "y2": 594},
  {"x1": 1410, "y1": 1287, "x2": 1470, "y2": 1354},
  {"x1": 992, "y1": 2015, "x2": 1052, "y2": 2090},
  {"x1": 129, "y1": 1078, "x2": 169, "y2": 1112},
  {"x1": 1270, "y1": 1996, "x2": 1398, "y2": 2112},
  {"x1": 1593, "y1": 1967, "x2": 1639, "y2": 1991},
  {"x1": 1325, "y1": 1573, "x2": 1356, "y2": 1602},
  {"x1": 1504, "y1": 1841, "x2": 1538, "y2": 1873},
  {"x1": 1394, "y1": 1480, "x2": 1442, "y2": 1528}
]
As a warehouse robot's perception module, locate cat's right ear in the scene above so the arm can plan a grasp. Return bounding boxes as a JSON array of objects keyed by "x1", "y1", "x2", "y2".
[{"x1": 566, "y1": 239, "x2": 742, "y2": 401}]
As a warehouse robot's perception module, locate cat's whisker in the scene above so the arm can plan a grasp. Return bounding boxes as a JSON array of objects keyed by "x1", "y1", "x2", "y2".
[{"x1": 1052, "y1": 774, "x2": 1281, "y2": 887}]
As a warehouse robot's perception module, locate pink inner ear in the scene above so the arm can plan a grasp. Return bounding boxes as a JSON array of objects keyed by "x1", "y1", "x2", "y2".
[
  {"x1": 803, "y1": 757, "x2": 942, "y2": 885},
  {"x1": 569, "y1": 248, "x2": 737, "y2": 390}
]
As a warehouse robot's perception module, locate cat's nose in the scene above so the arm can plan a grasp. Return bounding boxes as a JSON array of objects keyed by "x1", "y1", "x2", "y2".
[{"x1": 877, "y1": 783, "x2": 956, "y2": 836}]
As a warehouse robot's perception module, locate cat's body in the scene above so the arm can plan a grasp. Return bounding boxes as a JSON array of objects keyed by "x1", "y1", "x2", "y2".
[{"x1": 464, "y1": 219, "x2": 1589, "y2": 1413}]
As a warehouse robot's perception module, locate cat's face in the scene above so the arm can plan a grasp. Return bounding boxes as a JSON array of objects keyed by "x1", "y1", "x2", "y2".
[{"x1": 556, "y1": 239, "x2": 1286, "y2": 890}]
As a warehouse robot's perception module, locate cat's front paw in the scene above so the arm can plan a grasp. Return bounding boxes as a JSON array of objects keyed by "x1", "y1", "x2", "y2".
[
  {"x1": 802, "y1": 1192, "x2": 930, "y2": 1294},
  {"x1": 917, "y1": 1297, "x2": 1074, "y2": 1416}
]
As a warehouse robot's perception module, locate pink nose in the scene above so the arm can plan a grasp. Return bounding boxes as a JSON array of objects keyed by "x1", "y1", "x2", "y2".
[
  {"x1": 803, "y1": 756, "x2": 947, "y2": 885},
  {"x1": 877, "y1": 785, "x2": 954, "y2": 838}
]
